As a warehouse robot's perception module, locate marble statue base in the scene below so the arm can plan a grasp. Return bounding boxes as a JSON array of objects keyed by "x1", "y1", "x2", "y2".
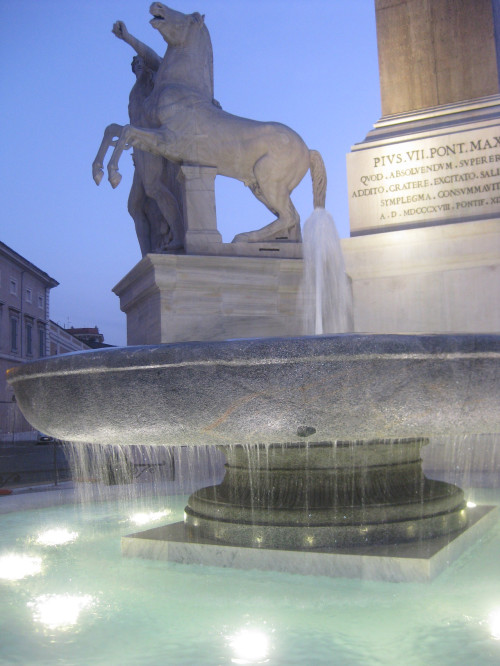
[
  {"x1": 113, "y1": 216, "x2": 500, "y2": 346},
  {"x1": 121, "y1": 505, "x2": 497, "y2": 582},
  {"x1": 113, "y1": 253, "x2": 303, "y2": 345}
]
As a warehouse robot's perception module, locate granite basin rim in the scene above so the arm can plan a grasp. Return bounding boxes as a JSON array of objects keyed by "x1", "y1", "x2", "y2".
[{"x1": 6, "y1": 333, "x2": 500, "y2": 447}]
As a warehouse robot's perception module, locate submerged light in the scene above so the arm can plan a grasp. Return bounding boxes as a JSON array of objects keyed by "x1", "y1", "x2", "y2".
[
  {"x1": 0, "y1": 554, "x2": 42, "y2": 581},
  {"x1": 229, "y1": 628, "x2": 270, "y2": 664},
  {"x1": 129, "y1": 509, "x2": 171, "y2": 526},
  {"x1": 36, "y1": 528, "x2": 79, "y2": 546},
  {"x1": 28, "y1": 594, "x2": 95, "y2": 630},
  {"x1": 489, "y1": 608, "x2": 500, "y2": 640}
]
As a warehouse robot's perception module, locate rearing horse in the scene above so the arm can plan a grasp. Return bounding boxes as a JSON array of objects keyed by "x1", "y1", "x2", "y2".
[{"x1": 106, "y1": 3, "x2": 327, "y2": 243}]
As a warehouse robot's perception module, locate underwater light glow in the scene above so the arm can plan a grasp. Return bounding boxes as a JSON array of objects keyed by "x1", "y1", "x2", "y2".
[
  {"x1": 0, "y1": 554, "x2": 42, "y2": 581},
  {"x1": 36, "y1": 528, "x2": 79, "y2": 546},
  {"x1": 130, "y1": 509, "x2": 171, "y2": 525},
  {"x1": 28, "y1": 594, "x2": 95, "y2": 630},
  {"x1": 466, "y1": 501, "x2": 477, "y2": 508},
  {"x1": 229, "y1": 628, "x2": 270, "y2": 664},
  {"x1": 489, "y1": 607, "x2": 500, "y2": 640}
]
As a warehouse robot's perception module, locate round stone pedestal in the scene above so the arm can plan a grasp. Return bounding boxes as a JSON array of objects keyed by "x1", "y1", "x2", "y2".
[{"x1": 184, "y1": 439, "x2": 467, "y2": 549}]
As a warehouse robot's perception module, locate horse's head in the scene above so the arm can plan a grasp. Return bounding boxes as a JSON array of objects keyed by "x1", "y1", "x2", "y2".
[{"x1": 149, "y1": 3, "x2": 204, "y2": 46}]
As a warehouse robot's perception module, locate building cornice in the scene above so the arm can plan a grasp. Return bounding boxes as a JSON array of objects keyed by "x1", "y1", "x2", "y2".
[{"x1": 0, "y1": 241, "x2": 59, "y2": 289}]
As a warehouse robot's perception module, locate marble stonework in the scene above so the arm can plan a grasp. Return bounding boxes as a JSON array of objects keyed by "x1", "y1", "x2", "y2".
[
  {"x1": 113, "y1": 253, "x2": 303, "y2": 345},
  {"x1": 342, "y1": 218, "x2": 500, "y2": 334},
  {"x1": 350, "y1": 2, "x2": 500, "y2": 234},
  {"x1": 121, "y1": 505, "x2": 497, "y2": 582},
  {"x1": 347, "y1": 96, "x2": 500, "y2": 235},
  {"x1": 113, "y1": 218, "x2": 500, "y2": 345},
  {"x1": 375, "y1": 0, "x2": 500, "y2": 116}
]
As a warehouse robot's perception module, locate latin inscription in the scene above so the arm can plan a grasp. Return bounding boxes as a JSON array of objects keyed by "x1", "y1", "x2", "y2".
[{"x1": 347, "y1": 126, "x2": 500, "y2": 232}]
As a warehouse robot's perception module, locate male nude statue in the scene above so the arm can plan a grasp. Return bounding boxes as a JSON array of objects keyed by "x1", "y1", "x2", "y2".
[{"x1": 113, "y1": 20, "x2": 185, "y2": 255}]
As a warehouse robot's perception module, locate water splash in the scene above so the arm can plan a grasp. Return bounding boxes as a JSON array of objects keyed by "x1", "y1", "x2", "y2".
[
  {"x1": 299, "y1": 208, "x2": 353, "y2": 334},
  {"x1": 62, "y1": 440, "x2": 225, "y2": 506}
]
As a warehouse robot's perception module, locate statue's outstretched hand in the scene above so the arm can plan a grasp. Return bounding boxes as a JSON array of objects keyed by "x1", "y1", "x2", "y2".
[{"x1": 112, "y1": 21, "x2": 130, "y2": 41}]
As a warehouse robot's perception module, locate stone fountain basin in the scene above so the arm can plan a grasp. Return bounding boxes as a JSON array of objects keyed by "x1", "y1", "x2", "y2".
[{"x1": 6, "y1": 334, "x2": 500, "y2": 447}]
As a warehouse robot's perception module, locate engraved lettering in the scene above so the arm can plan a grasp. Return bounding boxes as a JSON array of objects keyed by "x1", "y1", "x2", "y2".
[
  {"x1": 429, "y1": 143, "x2": 466, "y2": 158},
  {"x1": 373, "y1": 153, "x2": 403, "y2": 168}
]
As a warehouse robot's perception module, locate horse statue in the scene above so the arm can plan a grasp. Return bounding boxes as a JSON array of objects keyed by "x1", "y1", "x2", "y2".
[{"x1": 99, "y1": 3, "x2": 327, "y2": 244}]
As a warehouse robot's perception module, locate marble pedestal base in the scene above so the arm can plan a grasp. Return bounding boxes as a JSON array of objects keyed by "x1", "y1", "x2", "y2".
[
  {"x1": 122, "y1": 505, "x2": 496, "y2": 582},
  {"x1": 113, "y1": 253, "x2": 303, "y2": 345}
]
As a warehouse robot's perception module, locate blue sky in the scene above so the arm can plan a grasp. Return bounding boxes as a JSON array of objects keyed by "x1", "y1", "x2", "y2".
[{"x1": 1, "y1": 1, "x2": 380, "y2": 346}]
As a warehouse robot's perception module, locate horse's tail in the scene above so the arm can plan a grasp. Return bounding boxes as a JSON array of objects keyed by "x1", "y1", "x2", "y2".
[{"x1": 309, "y1": 149, "x2": 327, "y2": 209}]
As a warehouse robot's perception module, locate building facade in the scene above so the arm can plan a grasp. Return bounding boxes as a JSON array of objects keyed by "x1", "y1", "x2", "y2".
[
  {"x1": 0, "y1": 242, "x2": 91, "y2": 439},
  {"x1": 66, "y1": 326, "x2": 111, "y2": 349},
  {"x1": 49, "y1": 321, "x2": 92, "y2": 356}
]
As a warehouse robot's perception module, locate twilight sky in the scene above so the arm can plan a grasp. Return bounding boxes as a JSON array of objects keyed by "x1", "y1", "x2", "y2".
[{"x1": 1, "y1": 0, "x2": 380, "y2": 346}]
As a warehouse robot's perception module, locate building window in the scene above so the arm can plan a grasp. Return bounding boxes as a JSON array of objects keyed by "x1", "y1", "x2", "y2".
[
  {"x1": 11, "y1": 316, "x2": 18, "y2": 352},
  {"x1": 25, "y1": 288, "x2": 32, "y2": 303},
  {"x1": 38, "y1": 326, "x2": 45, "y2": 357},
  {"x1": 38, "y1": 294, "x2": 44, "y2": 309},
  {"x1": 26, "y1": 321, "x2": 33, "y2": 356},
  {"x1": 10, "y1": 278, "x2": 17, "y2": 296}
]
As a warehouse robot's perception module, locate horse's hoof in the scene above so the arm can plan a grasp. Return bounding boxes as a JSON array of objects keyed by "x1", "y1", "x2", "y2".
[
  {"x1": 93, "y1": 169, "x2": 104, "y2": 186},
  {"x1": 232, "y1": 230, "x2": 286, "y2": 243},
  {"x1": 286, "y1": 224, "x2": 302, "y2": 242},
  {"x1": 109, "y1": 171, "x2": 122, "y2": 189},
  {"x1": 233, "y1": 223, "x2": 301, "y2": 244}
]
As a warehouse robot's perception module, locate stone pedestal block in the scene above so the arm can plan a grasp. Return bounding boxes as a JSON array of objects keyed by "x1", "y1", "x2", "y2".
[
  {"x1": 122, "y1": 507, "x2": 497, "y2": 582},
  {"x1": 178, "y1": 165, "x2": 223, "y2": 254},
  {"x1": 113, "y1": 254, "x2": 303, "y2": 345}
]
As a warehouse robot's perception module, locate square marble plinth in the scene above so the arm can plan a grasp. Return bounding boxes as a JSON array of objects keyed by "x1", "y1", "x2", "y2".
[{"x1": 121, "y1": 505, "x2": 497, "y2": 583}]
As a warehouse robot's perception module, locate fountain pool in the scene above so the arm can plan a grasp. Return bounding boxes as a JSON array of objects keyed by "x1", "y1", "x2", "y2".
[{"x1": 1, "y1": 485, "x2": 500, "y2": 665}]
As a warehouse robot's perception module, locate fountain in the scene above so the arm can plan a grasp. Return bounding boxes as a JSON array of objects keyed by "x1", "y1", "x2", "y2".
[
  {"x1": 7, "y1": 331, "x2": 500, "y2": 580},
  {"x1": 5, "y1": 3, "x2": 500, "y2": 583},
  {"x1": 2, "y1": 4, "x2": 500, "y2": 663}
]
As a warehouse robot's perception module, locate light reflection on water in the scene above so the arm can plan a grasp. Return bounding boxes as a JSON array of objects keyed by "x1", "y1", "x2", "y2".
[
  {"x1": 129, "y1": 508, "x2": 171, "y2": 526},
  {"x1": 489, "y1": 608, "x2": 500, "y2": 640},
  {"x1": 0, "y1": 553, "x2": 42, "y2": 581},
  {"x1": 228, "y1": 627, "x2": 271, "y2": 664},
  {"x1": 28, "y1": 593, "x2": 95, "y2": 630},
  {"x1": 0, "y1": 491, "x2": 499, "y2": 665},
  {"x1": 36, "y1": 527, "x2": 79, "y2": 546}
]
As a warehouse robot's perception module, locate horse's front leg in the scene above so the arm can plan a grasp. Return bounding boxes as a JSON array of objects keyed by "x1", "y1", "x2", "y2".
[
  {"x1": 107, "y1": 124, "x2": 177, "y2": 189},
  {"x1": 92, "y1": 123, "x2": 123, "y2": 185},
  {"x1": 107, "y1": 124, "x2": 133, "y2": 189}
]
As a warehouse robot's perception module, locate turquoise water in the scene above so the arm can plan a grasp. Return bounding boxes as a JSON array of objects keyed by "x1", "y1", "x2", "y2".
[{"x1": 1, "y1": 491, "x2": 500, "y2": 665}]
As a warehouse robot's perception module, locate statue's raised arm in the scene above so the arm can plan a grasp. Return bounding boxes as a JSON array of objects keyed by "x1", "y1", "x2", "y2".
[{"x1": 112, "y1": 20, "x2": 162, "y2": 71}]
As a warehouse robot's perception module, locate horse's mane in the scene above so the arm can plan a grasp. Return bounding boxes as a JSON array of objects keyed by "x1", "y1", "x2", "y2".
[{"x1": 199, "y1": 21, "x2": 215, "y2": 98}]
